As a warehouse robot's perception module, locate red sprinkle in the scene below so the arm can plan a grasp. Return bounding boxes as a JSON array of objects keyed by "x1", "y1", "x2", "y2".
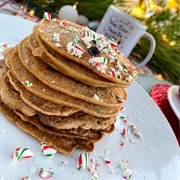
[
  {"x1": 104, "y1": 159, "x2": 111, "y2": 165},
  {"x1": 120, "y1": 106, "x2": 125, "y2": 111}
]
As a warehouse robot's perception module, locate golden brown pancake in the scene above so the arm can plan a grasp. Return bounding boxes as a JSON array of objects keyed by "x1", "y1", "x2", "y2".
[
  {"x1": 14, "y1": 111, "x2": 106, "y2": 142},
  {"x1": 7, "y1": 70, "x2": 79, "y2": 116},
  {"x1": 1, "y1": 73, "x2": 36, "y2": 116},
  {"x1": 0, "y1": 96, "x2": 94, "y2": 154},
  {"x1": 38, "y1": 111, "x2": 116, "y2": 130}
]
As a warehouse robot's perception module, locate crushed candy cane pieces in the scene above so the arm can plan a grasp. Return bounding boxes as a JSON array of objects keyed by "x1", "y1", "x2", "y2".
[
  {"x1": 40, "y1": 142, "x2": 57, "y2": 158},
  {"x1": 22, "y1": 176, "x2": 31, "y2": 180},
  {"x1": 120, "y1": 159, "x2": 128, "y2": 170},
  {"x1": 123, "y1": 168, "x2": 133, "y2": 179},
  {"x1": 39, "y1": 168, "x2": 54, "y2": 179},
  {"x1": 12, "y1": 148, "x2": 33, "y2": 163},
  {"x1": 77, "y1": 152, "x2": 89, "y2": 171}
]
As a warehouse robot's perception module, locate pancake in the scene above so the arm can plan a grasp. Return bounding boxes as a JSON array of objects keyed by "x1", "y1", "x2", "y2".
[
  {"x1": 10, "y1": 47, "x2": 120, "y2": 118},
  {"x1": 38, "y1": 111, "x2": 116, "y2": 130},
  {"x1": 0, "y1": 60, "x2": 7, "y2": 88},
  {"x1": 38, "y1": 18, "x2": 137, "y2": 86},
  {"x1": 7, "y1": 70, "x2": 79, "y2": 116},
  {"x1": 0, "y1": 97, "x2": 94, "y2": 154},
  {"x1": 31, "y1": 26, "x2": 121, "y2": 87},
  {"x1": 19, "y1": 37, "x2": 127, "y2": 107},
  {"x1": 14, "y1": 111, "x2": 105, "y2": 142},
  {"x1": 2, "y1": 47, "x2": 14, "y2": 68},
  {"x1": 1, "y1": 74, "x2": 36, "y2": 116}
]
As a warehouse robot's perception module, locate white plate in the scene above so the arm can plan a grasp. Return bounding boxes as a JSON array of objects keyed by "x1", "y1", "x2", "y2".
[
  {"x1": 168, "y1": 85, "x2": 180, "y2": 120},
  {"x1": 0, "y1": 83, "x2": 179, "y2": 180}
]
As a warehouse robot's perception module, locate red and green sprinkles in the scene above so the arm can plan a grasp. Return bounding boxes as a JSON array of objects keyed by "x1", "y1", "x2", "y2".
[
  {"x1": 21, "y1": 80, "x2": 33, "y2": 87},
  {"x1": 89, "y1": 57, "x2": 107, "y2": 73},
  {"x1": 43, "y1": 12, "x2": 51, "y2": 21},
  {"x1": 117, "y1": 95, "x2": 125, "y2": 103},
  {"x1": 66, "y1": 41, "x2": 84, "y2": 58},
  {"x1": 22, "y1": 176, "x2": 31, "y2": 180},
  {"x1": 52, "y1": 33, "x2": 60, "y2": 43}
]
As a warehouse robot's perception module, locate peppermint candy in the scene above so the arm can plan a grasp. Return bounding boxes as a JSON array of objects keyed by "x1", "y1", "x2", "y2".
[
  {"x1": 130, "y1": 123, "x2": 137, "y2": 131},
  {"x1": 115, "y1": 60, "x2": 123, "y2": 71},
  {"x1": 55, "y1": 43, "x2": 61, "y2": 48},
  {"x1": 120, "y1": 159, "x2": 128, "y2": 170},
  {"x1": 12, "y1": 148, "x2": 33, "y2": 163},
  {"x1": 109, "y1": 67, "x2": 116, "y2": 78},
  {"x1": 122, "y1": 168, "x2": 133, "y2": 179},
  {"x1": 0, "y1": 43, "x2": 8, "y2": 53},
  {"x1": 121, "y1": 128, "x2": 129, "y2": 138},
  {"x1": 120, "y1": 159, "x2": 133, "y2": 179},
  {"x1": 51, "y1": 18, "x2": 58, "y2": 22},
  {"x1": 134, "y1": 131, "x2": 142, "y2": 138},
  {"x1": 52, "y1": 33, "x2": 60, "y2": 43},
  {"x1": 43, "y1": 12, "x2": 51, "y2": 21},
  {"x1": 104, "y1": 158, "x2": 111, "y2": 165},
  {"x1": 129, "y1": 123, "x2": 143, "y2": 138},
  {"x1": 107, "y1": 38, "x2": 118, "y2": 50},
  {"x1": 109, "y1": 68, "x2": 122, "y2": 79},
  {"x1": 124, "y1": 74, "x2": 133, "y2": 82},
  {"x1": 40, "y1": 142, "x2": 57, "y2": 158},
  {"x1": 81, "y1": 30, "x2": 95, "y2": 43},
  {"x1": 22, "y1": 176, "x2": 31, "y2": 180},
  {"x1": 21, "y1": 80, "x2": 33, "y2": 87},
  {"x1": 120, "y1": 140, "x2": 125, "y2": 146},
  {"x1": 117, "y1": 96, "x2": 125, "y2": 103},
  {"x1": 59, "y1": 20, "x2": 66, "y2": 27},
  {"x1": 77, "y1": 152, "x2": 89, "y2": 171},
  {"x1": 39, "y1": 168, "x2": 54, "y2": 179},
  {"x1": 92, "y1": 93, "x2": 100, "y2": 100},
  {"x1": 66, "y1": 41, "x2": 84, "y2": 58},
  {"x1": 89, "y1": 57, "x2": 107, "y2": 73}
]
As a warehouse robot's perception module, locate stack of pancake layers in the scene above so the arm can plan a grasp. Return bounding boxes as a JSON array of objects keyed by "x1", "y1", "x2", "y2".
[{"x1": 0, "y1": 14, "x2": 137, "y2": 154}]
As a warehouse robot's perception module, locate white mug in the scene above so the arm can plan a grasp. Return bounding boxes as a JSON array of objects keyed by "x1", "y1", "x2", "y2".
[{"x1": 96, "y1": 5, "x2": 156, "y2": 69}]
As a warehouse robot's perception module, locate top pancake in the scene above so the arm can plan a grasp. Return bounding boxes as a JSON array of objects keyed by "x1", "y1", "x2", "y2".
[
  {"x1": 38, "y1": 18, "x2": 137, "y2": 87},
  {"x1": 31, "y1": 27, "x2": 120, "y2": 88}
]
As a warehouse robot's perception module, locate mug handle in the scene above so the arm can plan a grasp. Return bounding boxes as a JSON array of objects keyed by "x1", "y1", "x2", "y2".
[{"x1": 135, "y1": 32, "x2": 156, "y2": 69}]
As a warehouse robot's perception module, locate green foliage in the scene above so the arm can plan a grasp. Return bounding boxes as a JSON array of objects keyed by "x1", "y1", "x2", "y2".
[
  {"x1": 18, "y1": 0, "x2": 125, "y2": 20},
  {"x1": 133, "y1": 9, "x2": 180, "y2": 84}
]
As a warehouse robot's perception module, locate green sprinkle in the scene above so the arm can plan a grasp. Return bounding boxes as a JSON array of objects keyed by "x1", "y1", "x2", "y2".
[{"x1": 95, "y1": 108, "x2": 100, "y2": 113}]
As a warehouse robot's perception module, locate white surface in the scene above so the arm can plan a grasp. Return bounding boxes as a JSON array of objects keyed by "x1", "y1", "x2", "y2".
[
  {"x1": 168, "y1": 85, "x2": 180, "y2": 120},
  {"x1": 0, "y1": 13, "x2": 180, "y2": 180},
  {"x1": 0, "y1": 13, "x2": 37, "y2": 59}
]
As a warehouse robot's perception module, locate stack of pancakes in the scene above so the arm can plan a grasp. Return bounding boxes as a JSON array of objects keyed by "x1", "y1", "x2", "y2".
[{"x1": 0, "y1": 15, "x2": 137, "y2": 154}]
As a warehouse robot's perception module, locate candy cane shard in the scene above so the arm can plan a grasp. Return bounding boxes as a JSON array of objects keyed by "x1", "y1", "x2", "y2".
[
  {"x1": 12, "y1": 148, "x2": 33, "y2": 163},
  {"x1": 40, "y1": 142, "x2": 57, "y2": 158},
  {"x1": 77, "y1": 152, "x2": 89, "y2": 171},
  {"x1": 39, "y1": 168, "x2": 54, "y2": 179}
]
